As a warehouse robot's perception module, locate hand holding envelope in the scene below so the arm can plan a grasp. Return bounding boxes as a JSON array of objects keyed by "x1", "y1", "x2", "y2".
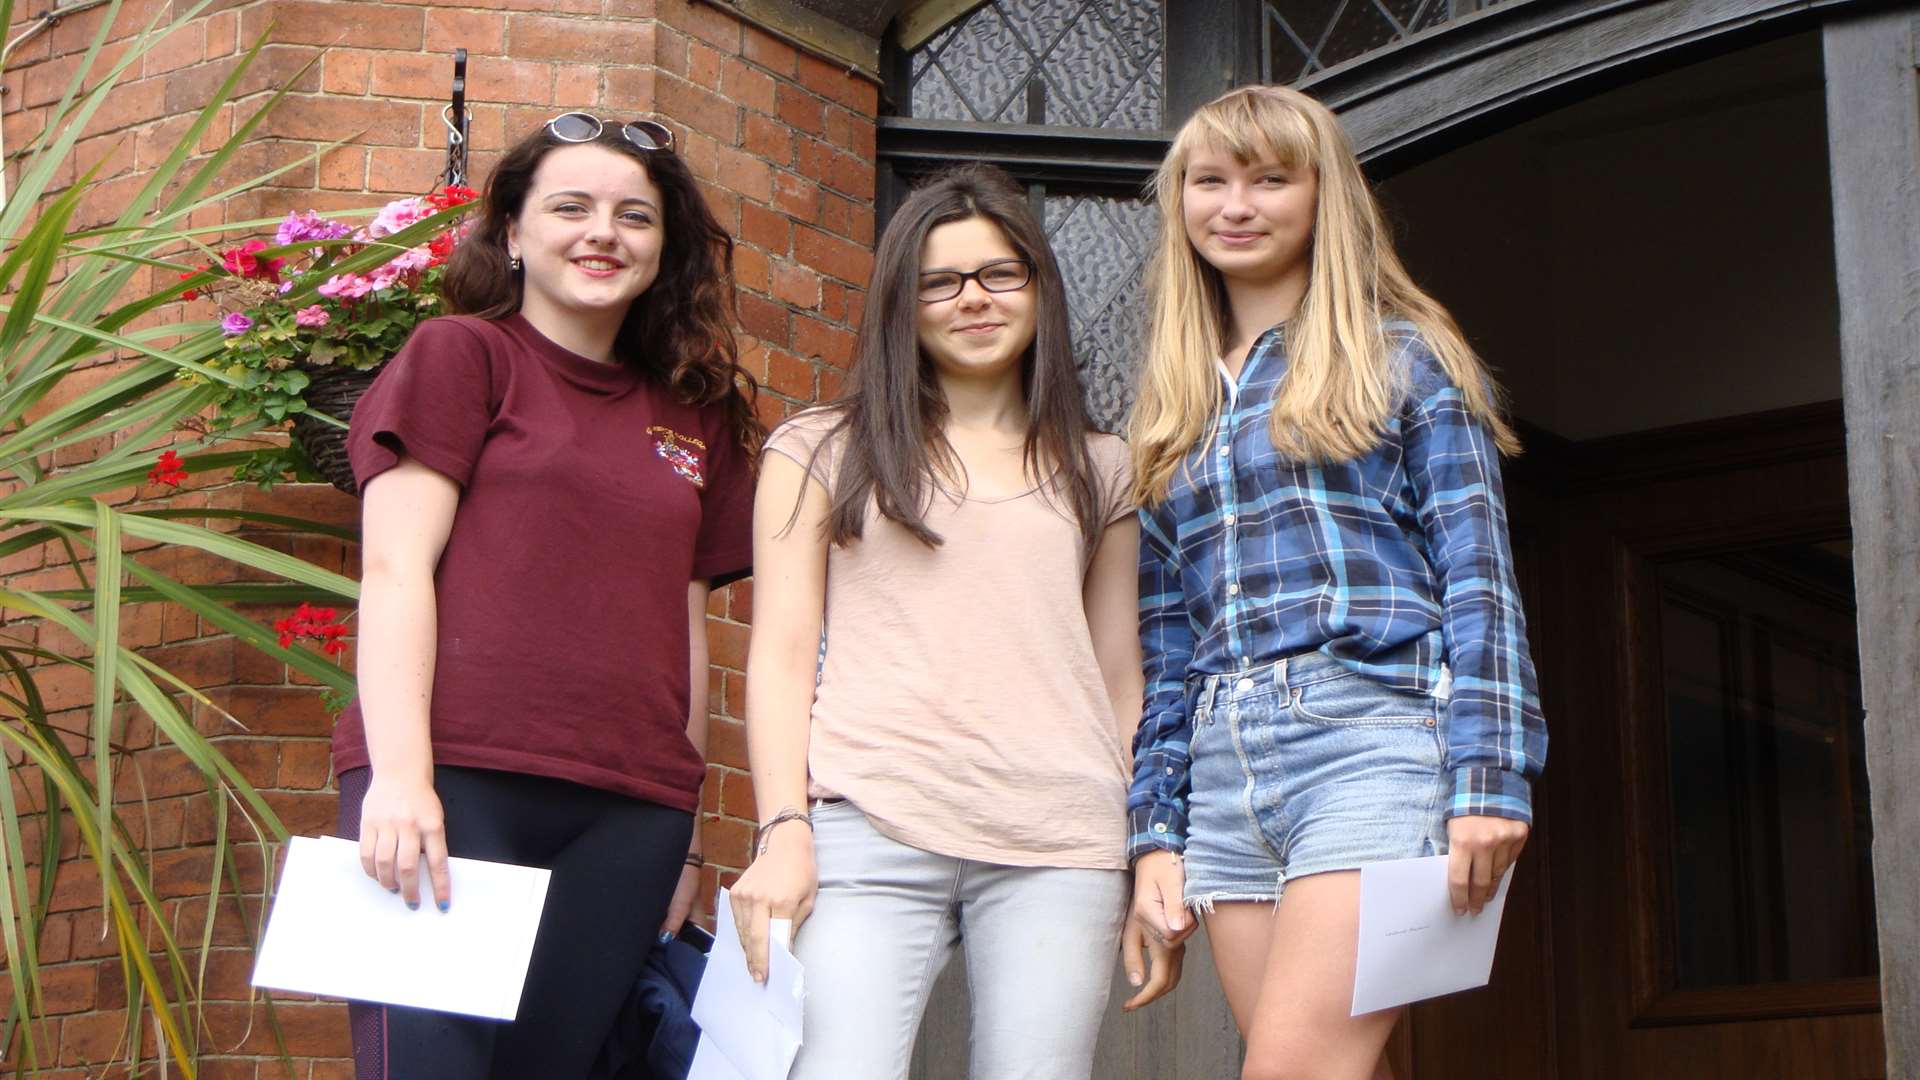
[
  {"x1": 688, "y1": 887, "x2": 805, "y2": 1080},
  {"x1": 1351, "y1": 854, "x2": 1514, "y2": 1016},
  {"x1": 251, "y1": 836, "x2": 551, "y2": 1020}
]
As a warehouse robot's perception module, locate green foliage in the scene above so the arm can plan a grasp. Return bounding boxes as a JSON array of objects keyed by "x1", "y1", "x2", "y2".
[
  {"x1": 0, "y1": 2, "x2": 433, "y2": 1074},
  {"x1": 174, "y1": 199, "x2": 470, "y2": 434}
]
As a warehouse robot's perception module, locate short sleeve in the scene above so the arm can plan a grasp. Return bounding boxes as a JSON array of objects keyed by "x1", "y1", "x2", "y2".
[
  {"x1": 1092, "y1": 434, "x2": 1136, "y2": 526},
  {"x1": 347, "y1": 318, "x2": 494, "y2": 490},
  {"x1": 764, "y1": 408, "x2": 842, "y2": 488},
  {"x1": 691, "y1": 413, "x2": 756, "y2": 587}
]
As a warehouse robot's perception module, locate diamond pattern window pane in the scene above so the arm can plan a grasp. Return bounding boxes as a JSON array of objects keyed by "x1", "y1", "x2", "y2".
[
  {"x1": 1043, "y1": 194, "x2": 1157, "y2": 432},
  {"x1": 1263, "y1": 0, "x2": 1516, "y2": 82},
  {"x1": 909, "y1": 0, "x2": 1163, "y2": 130}
]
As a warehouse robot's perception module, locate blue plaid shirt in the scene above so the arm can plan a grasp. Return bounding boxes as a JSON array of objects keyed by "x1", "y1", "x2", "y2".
[{"x1": 1128, "y1": 323, "x2": 1546, "y2": 861}]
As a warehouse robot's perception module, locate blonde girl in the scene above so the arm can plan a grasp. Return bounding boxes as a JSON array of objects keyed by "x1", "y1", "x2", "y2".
[{"x1": 1126, "y1": 86, "x2": 1547, "y2": 1080}]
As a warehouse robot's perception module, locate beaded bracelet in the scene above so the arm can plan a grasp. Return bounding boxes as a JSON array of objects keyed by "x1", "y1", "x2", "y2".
[{"x1": 753, "y1": 807, "x2": 813, "y2": 856}]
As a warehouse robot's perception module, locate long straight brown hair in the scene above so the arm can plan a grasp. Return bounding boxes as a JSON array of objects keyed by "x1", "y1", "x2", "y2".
[{"x1": 806, "y1": 163, "x2": 1100, "y2": 550}]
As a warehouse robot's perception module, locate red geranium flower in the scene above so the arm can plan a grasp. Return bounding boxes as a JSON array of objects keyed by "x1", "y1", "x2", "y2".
[
  {"x1": 426, "y1": 185, "x2": 479, "y2": 210},
  {"x1": 220, "y1": 240, "x2": 285, "y2": 283},
  {"x1": 147, "y1": 449, "x2": 188, "y2": 487},
  {"x1": 177, "y1": 264, "x2": 212, "y2": 301},
  {"x1": 273, "y1": 602, "x2": 350, "y2": 656}
]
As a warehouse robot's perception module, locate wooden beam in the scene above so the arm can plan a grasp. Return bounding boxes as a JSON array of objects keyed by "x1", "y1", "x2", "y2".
[
  {"x1": 893, "y1": 0, "x2": 990, "y2": 51},
  {"x1": 1302, "y1": 0, "x2": 1867, "y2": 171},
  {"x1": 1823, "y1": 6, "x2": 1920, "y2": 1076}
]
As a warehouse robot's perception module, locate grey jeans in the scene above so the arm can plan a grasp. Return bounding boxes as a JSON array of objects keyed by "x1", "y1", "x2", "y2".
[{"x1": 788, "y1": 800, "x2": 1130, "y2": 1080}]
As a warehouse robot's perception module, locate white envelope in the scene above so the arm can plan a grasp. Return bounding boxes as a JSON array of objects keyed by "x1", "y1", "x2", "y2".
[
  {"x1": 1351, "y1": 854, "x2": 1512, "y2": 1016},
  {"x1": 688, "y1": 888, "x2": 804, "y2": 1080},
  {"x1": 251, "y1": 835, "x2": 550, "y2": 1021}
]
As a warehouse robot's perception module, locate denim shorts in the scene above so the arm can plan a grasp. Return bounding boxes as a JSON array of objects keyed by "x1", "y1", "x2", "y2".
[{"x1": 1182, "y1": 651, "x2": 1450, "y2": 909}]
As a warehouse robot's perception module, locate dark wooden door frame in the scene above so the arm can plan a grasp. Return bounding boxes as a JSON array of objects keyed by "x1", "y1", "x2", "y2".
[
  {"x1": 1299, "y1": 0, "x2": 1871, "y2": 173},
  {"x1": 1824, "y1": 7, "x2": 1920, "y2": 1077}
]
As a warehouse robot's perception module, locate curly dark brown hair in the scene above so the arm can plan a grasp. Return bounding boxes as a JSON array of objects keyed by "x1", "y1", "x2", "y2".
[{"x1": 442, "y1": 119, "x2": 762, "y2": 458}]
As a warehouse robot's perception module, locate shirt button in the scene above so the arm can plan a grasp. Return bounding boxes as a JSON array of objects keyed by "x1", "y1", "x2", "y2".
[
  {"x1": 1227, "y1": 582, "x2": 1241, "y2": 596},
  {"x1": 1223, "y1": 512, "x2": 1236, "y2": 525},
  {"x1": 1153, "y1": 823, "x2": 1168, "y2": 833},
  {"x1": 1217, "y1": 445, "x2": 1229, "y2": 457},
  {"x1": 1164, "y1": 766, "x2": 1175, "y2": 776}
]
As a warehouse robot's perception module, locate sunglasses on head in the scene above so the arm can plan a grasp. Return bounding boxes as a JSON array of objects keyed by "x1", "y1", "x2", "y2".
[{"x1": 545, "y1": 112, "x2": 675, "y2": 153}]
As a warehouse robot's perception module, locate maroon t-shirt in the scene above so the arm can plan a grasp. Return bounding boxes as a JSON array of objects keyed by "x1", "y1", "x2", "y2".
[{"x1": 331, "y1": 313, "x2": 753, "y2": 811}]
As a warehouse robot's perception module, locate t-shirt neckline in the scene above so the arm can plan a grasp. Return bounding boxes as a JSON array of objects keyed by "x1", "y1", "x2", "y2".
[{"x1": 502, "y1": 313, "x2": 644, "y2": 395}]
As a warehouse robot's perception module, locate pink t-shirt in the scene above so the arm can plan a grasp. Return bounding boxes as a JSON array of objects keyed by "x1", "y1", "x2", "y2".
[
  {"x1": 767, "y1": 409, "x2": 1136, "y2": 869},
  {"x1": 334, "y1": 314, "x2": 754, "y2": 811}
]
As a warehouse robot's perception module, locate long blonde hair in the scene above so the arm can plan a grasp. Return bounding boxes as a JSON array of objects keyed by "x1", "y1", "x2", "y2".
[{"x1": 1130, "y1": 85, "x2": 1519, "y2": 505}]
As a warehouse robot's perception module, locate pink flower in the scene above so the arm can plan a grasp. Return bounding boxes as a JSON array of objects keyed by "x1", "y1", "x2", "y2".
[
  {"x1": 368, "y1": 196, "x2": 431, "y2": 239},
  {"x1": 294, "y1": 305, "x2": 330, "y2": 328},
  {"x1": 317, "y1": 272, "x2": 377, "y2": 300},
  {"x1": 220, "y1": 312, "x2": 254, "y2": 336},
  {"x1": 388, "y1": 245, "x2": 434, "y2": 274},
  {"x1": 276, "y1": 210, "x2": 353, "y2": 246}
]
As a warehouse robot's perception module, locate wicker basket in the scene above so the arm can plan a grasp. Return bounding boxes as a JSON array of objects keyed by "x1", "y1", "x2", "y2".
[{"x1": 288, "y1": 365, "x2": 382, "y2": 496}]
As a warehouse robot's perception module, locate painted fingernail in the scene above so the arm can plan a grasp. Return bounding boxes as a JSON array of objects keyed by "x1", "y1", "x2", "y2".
[
  {"x1": 388, "y1": 885, "x2": 400, "y2": 894},
  {"x1": 659, "y1": 931, "x2": 675, "y2": 944},
  {"x1": 406, "y1": 899, "x2": 419, "y2": 911},
  {"x1": 437, "y1": 900, "x2": 451, "y2": 913}
]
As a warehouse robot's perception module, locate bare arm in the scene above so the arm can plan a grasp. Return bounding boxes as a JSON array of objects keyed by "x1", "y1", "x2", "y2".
[
  {"x1": 727, "y1": 452, "x2": 830, "y2": 981},
  {"x1": 1084, "y1": 515, "x2": 1144, "y2": 747},
  {"x1": 355, "y1": 457, "x2": 460, "y2": 911},
  {"x1": 660, "y1": 580, "x2": 713, "y2": 938},
  {"x1": 1086, "y1": 515, "x2": 1185, "y2": 1007}
]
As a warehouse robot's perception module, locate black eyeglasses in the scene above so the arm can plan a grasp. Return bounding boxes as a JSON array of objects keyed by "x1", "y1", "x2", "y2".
[
  {"x1": 546, "y1": 112, "x2": 675, "y2": 153},
  {"x1": 917, "y1": 259, "x2": 1032, "y2": 303}
]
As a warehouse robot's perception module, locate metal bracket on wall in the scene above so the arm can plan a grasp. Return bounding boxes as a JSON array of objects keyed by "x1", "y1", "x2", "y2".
[{"x1": 440, "y1": 49, "x2": 471, "y2": 190}]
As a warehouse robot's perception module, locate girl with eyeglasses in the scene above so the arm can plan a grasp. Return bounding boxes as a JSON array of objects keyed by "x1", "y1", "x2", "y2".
[
  {"x1": 333, "y1": 112, "x2": 760, "y2": 1079},
  {"x1": 728, "y1": 163, "x2": 1183, "y2": 1079},
  {"x1": 1126, "y1": 86, "x2": 1546, "y2": 1080}
]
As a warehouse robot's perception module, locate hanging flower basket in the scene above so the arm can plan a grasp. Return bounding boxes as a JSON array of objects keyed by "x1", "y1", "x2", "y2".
[
  {"x1": 288, "y1": 365, "x2": 384, "y2": 495},
  {"x1": 177, "y1": 187, "x2": 479, "y2": 493}
]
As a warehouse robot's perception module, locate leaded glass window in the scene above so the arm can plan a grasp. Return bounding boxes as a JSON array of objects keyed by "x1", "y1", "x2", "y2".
[
  {"x1": 909, "y1": 0, "x2": 1164, "y2": 130},
  {"x1": 1263, "y1": 0, "x2": 1511, "y2": 82},
  {"x1": 1045, "y1": 194, "x2": 1155, "y2": 432}
]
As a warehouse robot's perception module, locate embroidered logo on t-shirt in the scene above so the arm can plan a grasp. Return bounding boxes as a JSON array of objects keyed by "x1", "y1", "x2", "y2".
[{"x1": 649, "y1": 426, "x2": 706, "y2": 488}]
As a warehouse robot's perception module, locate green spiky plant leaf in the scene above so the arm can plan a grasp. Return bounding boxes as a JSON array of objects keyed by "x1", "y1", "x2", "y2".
[{"x1": 0, "y1": 1, "x2": 473, "y2": 1073}]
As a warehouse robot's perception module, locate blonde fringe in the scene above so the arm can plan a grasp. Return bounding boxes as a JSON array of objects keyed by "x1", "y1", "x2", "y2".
[{"x1": 1130, "y1": 85, "x2": 1519, "y2": 507}]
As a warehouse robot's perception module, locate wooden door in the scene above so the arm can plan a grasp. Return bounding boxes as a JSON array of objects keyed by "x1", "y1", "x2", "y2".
[{"x1": 1518, "y1": 406, "x2": 1884, "y2": 1080}]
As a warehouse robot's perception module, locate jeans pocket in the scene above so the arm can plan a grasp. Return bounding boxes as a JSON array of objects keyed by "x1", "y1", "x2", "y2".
[{"x1": 1289, "y1": 673, "x2": 1437, "y2": 728}]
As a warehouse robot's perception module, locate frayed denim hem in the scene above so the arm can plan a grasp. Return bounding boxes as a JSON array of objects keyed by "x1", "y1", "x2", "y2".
[{"x1": 1184, "y1": 883, "x2": 1282, "y2": 916}]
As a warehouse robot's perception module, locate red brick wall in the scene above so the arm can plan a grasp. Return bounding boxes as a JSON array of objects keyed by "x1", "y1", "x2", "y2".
[{"x1": 2, "y1": 0, "x2": 876, "y2": 1073}]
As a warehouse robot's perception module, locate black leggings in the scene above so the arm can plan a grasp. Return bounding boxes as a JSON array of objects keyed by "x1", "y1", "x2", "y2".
[{"x1": 337, "y1": 765, "x2": 693, "y2": 1080}]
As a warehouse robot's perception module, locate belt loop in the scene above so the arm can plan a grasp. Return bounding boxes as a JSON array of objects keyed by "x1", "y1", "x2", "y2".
[{"x1": 1274, "y1": 655, "x2": 1289, "y2": 692}]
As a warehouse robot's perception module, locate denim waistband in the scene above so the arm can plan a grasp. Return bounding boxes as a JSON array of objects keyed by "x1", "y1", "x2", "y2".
[{"x1": 1191, "y1": 651, "x2": 1352, "y2": 713}]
